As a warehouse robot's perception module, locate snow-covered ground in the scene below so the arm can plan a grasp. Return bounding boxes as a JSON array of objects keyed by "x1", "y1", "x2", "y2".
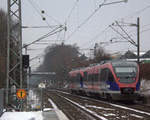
[
  {"x1": 0, "y1": 111, "x2": 43, "y2": 120},
  {"x1": 0, "y1": 90, "x2": 43, "y2": 120}
]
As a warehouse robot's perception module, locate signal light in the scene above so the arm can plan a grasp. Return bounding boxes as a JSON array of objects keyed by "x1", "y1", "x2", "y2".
[{"x1": 23, "y1": 55, "x2": 29, "y2": 68}]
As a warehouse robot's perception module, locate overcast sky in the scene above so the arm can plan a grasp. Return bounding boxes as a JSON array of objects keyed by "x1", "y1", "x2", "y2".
[{"x1": 1, "y1": 0, "x2": 150, "y2": 69}]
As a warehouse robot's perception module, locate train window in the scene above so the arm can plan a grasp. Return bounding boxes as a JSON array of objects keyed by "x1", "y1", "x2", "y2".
[
  {"x1": 108, "y1": 70, "x2": 114, "y2": 82},
  {"x1": 87, "y1": 74, "x2": 94, "y2": 83},
  {"x1": 100, "y1": 68, "x2": 108, "y2": 81},
  {"x1": 70, "y1": 76, "x2": 75, "y2": 83},
  {"x1": 83, "y1": 72, "x2": 87, "y2": 81},
  {"x1": 94, "y1": 74, "x2": 98, "y2": 82},
  {"x1": 77, "y1": 74, "x2": 81, "y2": 83},
  {"x1": 88, "y1": 74, "x2": 92, "y2": 82}
]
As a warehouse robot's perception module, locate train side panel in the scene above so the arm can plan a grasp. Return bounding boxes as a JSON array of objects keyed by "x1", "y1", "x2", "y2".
[{"x1": 68, "y1": 61, "x2": 140, "y2": 101}]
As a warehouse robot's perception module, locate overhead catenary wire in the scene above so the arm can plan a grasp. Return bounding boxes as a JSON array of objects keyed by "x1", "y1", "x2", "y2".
[
  {"x1": 44, "y1": 12, "x2": 62, "y2": 25},
  {"x1": 63, "y1": 0, "x2": 79, "y2": 43},
  {"x1": 81, "y1": 26, "x2": 110, "y2": 48},
  {"x1": 27, "y1": 0, "x2": 51, "y2": 27},
  {"x1": 119, "y1": 4, "x2": 150, "y2": 21},
  {"x1": 90, "y1": 26, "x2": 150, "y2": 49},
  {"x1": 65, "y1": 0, "x2": 79, "y2": 23},
  {"x1": 30, "y1": 54, "x2": 44, "y2": 61},
  {"x1": 29, "y1": 0, "x2": 61, "y2": 24},
  {"x1": 115, "y1": 21, "x2": 136, "y2": 45},
  {"x1": 66, "y1": 0, "x2": 107, "y2": 41},
  {"x1": 22, "y1": 25, "x2": 61, "y2": 29},
  {"x1": 23, "y1": 26, "x2": 64, "y2": 48},
  {"x1": 66, "y1": 0, "x2": 127, "y2": 41},
  {"x1": 109, "y1": 25, "x2": 136, "y2": 46},
  {"x1": 87, "y1": 22, "x2": 150, "y2": 49},
  {"x1": 83, "y1": 4, "x2": 150, "y2": 49},
  {"x1": 80, "y1": 22, "x2": 150, "y2": 51},
  {"x1": 27, "y1": 0, "x2": 61, "y2": 28},
  {"x1": 141, "y1": 28, "x2": 150, "y2": 34},
  {"x1": 118, "y1": 23, "x2": 150, "y2": 38},
  {"x1": 129, "y1": 27, "x2": 150, "y2": 36},
  {"x1": 79, "y1": 2, "x2": 150, "y2": 52}
]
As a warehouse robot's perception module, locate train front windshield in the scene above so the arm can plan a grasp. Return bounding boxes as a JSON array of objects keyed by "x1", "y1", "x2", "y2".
[{"x1": 114, "y1": 67, "x2": 137, "y2": 83}]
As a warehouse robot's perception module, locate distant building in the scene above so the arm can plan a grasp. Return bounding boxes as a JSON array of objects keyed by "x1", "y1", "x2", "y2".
[
  {"x1": 120, "y1": 50, "x2": 150, "y2": 63},
  {"x1": 121, "y1": 50, "x2": 137, "y2": 59},
  {"x1": 141, "y1": 50, "x2": 150, "y2": 58}
]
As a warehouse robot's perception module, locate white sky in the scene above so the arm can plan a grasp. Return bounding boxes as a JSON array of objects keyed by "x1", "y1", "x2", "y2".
[{"x1": 1, "y1": 0, "x2": 150, "y2": 69}]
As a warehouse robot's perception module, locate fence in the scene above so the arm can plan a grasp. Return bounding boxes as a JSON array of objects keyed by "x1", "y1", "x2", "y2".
[
  {"x1": 0, "y1": 88, "x2": 44, "y2": 112},
  {"x1": 0, "y1": 89, "x2": 4, "y2": 116},
  {"x1": 26, "y1": 88, "x2": 44, "y2": 111}
]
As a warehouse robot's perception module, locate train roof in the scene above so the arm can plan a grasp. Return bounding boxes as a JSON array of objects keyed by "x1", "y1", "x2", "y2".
[
  {"x1": 69, "y1": 60, "x2": 138, "y2": 75},
  {"x1": 111, "y1": 60, "x2": 138, "y2": 67}
]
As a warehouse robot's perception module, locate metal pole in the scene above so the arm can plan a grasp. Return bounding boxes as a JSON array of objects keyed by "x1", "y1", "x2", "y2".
[
  {"x1": 6, "y1": 0, "x2": 23, "y2": 109},
  {"x1": 19, "y1": 0, "x2": 23, "y2": 89},
  {"x1": 137, "y1": 17, "x2": 140, "y2": 64},
  {"x1": 6, "y1": 0, "x2": 11, "y2": 105}
]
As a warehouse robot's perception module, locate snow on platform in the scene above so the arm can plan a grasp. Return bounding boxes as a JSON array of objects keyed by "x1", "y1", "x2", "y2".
[
  {"x1": 0, "y1": 110, "x2": 60, "y2": 120},
  {"x1": 0, "y1": 111, "x2": 43, "y2": 120}
]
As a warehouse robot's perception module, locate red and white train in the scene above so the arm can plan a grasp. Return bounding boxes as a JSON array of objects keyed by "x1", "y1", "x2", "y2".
[{"x1": 68, "y1": 60, "x2": 140, "y2": 101}]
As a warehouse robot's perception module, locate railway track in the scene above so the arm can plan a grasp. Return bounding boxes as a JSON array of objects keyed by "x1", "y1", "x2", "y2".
[
  {"x1": 58, "y1": 89, "x2": 150, "y2": 112},
  {"x1": 46, "y1": 91, "x2": 101, "y2": 120},
  {"x1": 45, "y1": 90, "x2": 150, "y2": 120}
]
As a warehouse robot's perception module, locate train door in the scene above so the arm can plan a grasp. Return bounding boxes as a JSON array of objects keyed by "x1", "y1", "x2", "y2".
[
  {"x1": 107, "y1": 69, "x2": 119, "y2": 91},
  {"x1": 107, "y1": 69, "x2": 115, "y2": 90},
  {"x1": 83, "y1": 72, "x2": 88, "y2": 88},
  {"x1": 77, "y1": 73, "x2": 83, "y2": 88},
  {"x1": 107, "y1": 69, "x2": 114, "y2": 82},
  {"x1": 100, "y1": 68, "x2": 109, "y2": 90}
]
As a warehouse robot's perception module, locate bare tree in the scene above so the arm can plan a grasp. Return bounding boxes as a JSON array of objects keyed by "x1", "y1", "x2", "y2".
[
  {"x1": 37, "y1": 43, "x2": 85, "y2": 88},
  {"x1": 0, "y1": 9, "x2": 19, "y2": 88},
  {"x1": 93, "y1": 46, "x2": 111, "y2": 63}
]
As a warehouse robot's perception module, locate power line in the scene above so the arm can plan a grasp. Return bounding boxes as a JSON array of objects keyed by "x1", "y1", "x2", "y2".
[
  {"x1": 66, "y1": 0, "x2": 127, "y2": 41},
  {"x1": 115, "y1": 21, "x2": 136, "y2": 45},
  {"x1": 22, "y1": 25, "x2": 61, "y2": 29},
  {"x1": 130, "y1": 27, "x2": 150, "y2": 35},
  {"x1": 30, "y1": 0, "x2": 61, "y2": 24},
  {"x1": 44, "y1": 12, "x2": 62, "y2": 25},
  {"x1": 27, "y1": 0, "x2": 50, "y2": 26},
  {"x1": 80, "y1": 2, "x2": 150, "y2": 50},
  {"x1": 141, "y1": 28, "x2": 150, "y2": 33},
  {"x1": 65, "y1": 0, "x2": 79, "y2": 23},
  {"x1": 81, "y1": 22, "x2": 150, "y2": 50},
  {"x1": 81, "y1": 26, "x2": 110, "y2": 48},
  {"x1": 123, "y1": 25, "x2": 150, "y2": 37},
  {"x1": 27, "y1": 0, "x2": 60, "y2": 28},
  {"x1": 142, "y1": 23, "x2": 150, "y2": 28},
  {"x1": 23, "y1": 26, "x2": 64, "y2": 48},
  {"x1": 109, "y1": 25, "x2": 136, "y2": 46},
  {"x1": 120, "y1": 4, "x2": 150, "y2": 20},
  {"x1": 66, "y1": 0, "x2": 107, "y2": 41},
  {"x1": 30, "y1": 54, "x2": 44, "y2": 61}
]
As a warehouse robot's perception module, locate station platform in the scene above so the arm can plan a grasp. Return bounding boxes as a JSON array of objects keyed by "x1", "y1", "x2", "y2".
[
  {"x1": 42, "y1": 108, "x2": 69, "y2": 120},
  {"x1": 0, "y1": 108, "x2": 69, "y2": 120},
  {"x1": 42, "y1": 109, "x2": 59, "y2": 120}
]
